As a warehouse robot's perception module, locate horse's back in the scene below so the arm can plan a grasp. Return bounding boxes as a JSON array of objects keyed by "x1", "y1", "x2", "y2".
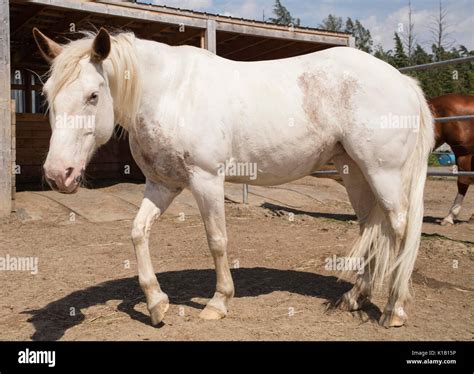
[{"x1": 429, "y1": 93, "x2": 474, "y2": 116}]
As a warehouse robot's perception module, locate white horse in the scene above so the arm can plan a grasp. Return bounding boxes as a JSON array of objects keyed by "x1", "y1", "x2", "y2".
[{"x1": 33, "y1": 27, "x2": 434, "y2": 328}]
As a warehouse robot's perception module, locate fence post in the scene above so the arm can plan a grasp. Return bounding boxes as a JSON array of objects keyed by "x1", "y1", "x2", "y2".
[
  {"x1": 11, "y1": 100, "x2": 15, "y2": 205},
  {"x1": 243, "y1": 184, "x2": 249, "y2": 205},
  {"x1": 0, "y1": 0, "x2": 12, "y2": 218}
]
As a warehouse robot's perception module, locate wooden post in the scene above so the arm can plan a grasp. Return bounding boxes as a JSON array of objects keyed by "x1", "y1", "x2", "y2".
[
  {"x1": 204, "y1": 19, "x2": 217, "y2": 54},
  {"x1": 0, "y1": 0, "x2": 12, "y2": 217},
  {"x1": 11, "y1": 100, "x2": 16, "y2": 204},
  {"x1": 348, "y1": 36, "x2": 356, "y2": 48},
  {"x1": 200, "y1": 32, "x2": 205, "y2": 49}
]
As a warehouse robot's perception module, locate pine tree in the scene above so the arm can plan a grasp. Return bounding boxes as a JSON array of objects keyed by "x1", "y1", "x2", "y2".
[
  {"x1": 393, "y1": 33, "x2": 409, "y2": 68},
  {"x1": 319, "y1": 14, "x2": 343, "y2": 32},
  {"x1": 345, "y1": 17, "x2": 355, "y2": 35},
  {"x1": 374, "y1": 44, "x2": 394, "y2": 65},
  {"x1": 410, "y1": 44, "x2": 432, "y2": 96},
  {"x1": 352, "y1": 20, "x2": 373, "y2": 53},
  {"x1": 269, "y1": 0, "x2": 300, "y2": 26}
]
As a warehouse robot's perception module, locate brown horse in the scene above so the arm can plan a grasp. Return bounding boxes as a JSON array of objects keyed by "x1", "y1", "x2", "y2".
[{"x1": 429, "y1": 93, "x2": 474, "y2": 225}]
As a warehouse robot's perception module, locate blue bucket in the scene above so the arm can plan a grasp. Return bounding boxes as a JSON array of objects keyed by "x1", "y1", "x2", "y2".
[{"x1": 437, "y1": 153, "x2": 456, "y2": 166}]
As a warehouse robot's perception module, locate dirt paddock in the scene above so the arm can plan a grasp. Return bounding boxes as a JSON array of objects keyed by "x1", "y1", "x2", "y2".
[{"x1": 0, "y1": 177, "x2": 472, "y2": 341}]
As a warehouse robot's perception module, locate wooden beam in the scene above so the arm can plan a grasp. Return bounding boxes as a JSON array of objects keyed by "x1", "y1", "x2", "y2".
[
  {"x1": 243, "y1": 40, "x2": 299, "y2": 61},
  {"x1": 45, "y1": 11, "x2": 92, "y2": 36},
  {"x1": 246, "y1": 43, "x2": 326, "y2": 61},
  {"x1": 216, "y1": 22, "x2": 348, "y2": 45},
  {"x1": 100, "y1": 21, "x2": 172, "y2": 40},
  {"x1": 101, "y1": 17, "x2": 137, "y2": 31},
  {"x1": 99, "y1": 0, "x2": 349, "y2": 45},
  {"x1": 222, "y1": 38, "x2": 271, "y2": 58},
  {"x1": 23, "y1": 0, "x2": 208, "y2": 28},
  {"x1": 138, "y1": 23, "x2": 172, "y2": 39},
  {"x1": 217, "y1": 32, "x2": 242, "y2": 45},
  {"x1": 0, "y1": 0, "x2": 12, "y2": 217},
  {"x1": 19, "y1": 0, "x2": 349, "y2": 46},
  {"x1": 224, "y1": 38, "x2": 296, "y2": 61},
  {"x1": 10, "y1": 4, "x2": 45, "y2": 36},
  {"x1": 167, "y1": 27, "x2": 201, "y2": 46},
  {"x1": 204, "y1": 19, "x2": 216, "y2": 54},
  {"x1": 217, "y1": 35, "x2": 266, "y2": 57}
]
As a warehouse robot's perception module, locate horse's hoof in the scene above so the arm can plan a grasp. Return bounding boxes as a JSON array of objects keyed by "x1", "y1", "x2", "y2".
[
  {"x1": 379, "y1": 309, "x2": 407, "y2": 328},
  {"x1": 149, "y1": 299, "x2": 169, "y2": 326},
  {"x1": 336, "y1": 293, "x2": 367, "y2": 312},
  {"x1": 199, "y1": 305, "x2": 226, "y2": 320},
  {"x1": 440, "y1": 218, "x2": 454, "y2": 226}
]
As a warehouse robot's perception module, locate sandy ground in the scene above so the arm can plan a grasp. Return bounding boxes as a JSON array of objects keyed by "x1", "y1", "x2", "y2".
[{"x1": 0, "y1": 177, "x2": 472, "y2": 341}]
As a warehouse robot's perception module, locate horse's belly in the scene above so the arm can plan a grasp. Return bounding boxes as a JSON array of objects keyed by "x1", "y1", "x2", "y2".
[{"x1": 227, "y1": 135, "x2": 342, "y2": 186}]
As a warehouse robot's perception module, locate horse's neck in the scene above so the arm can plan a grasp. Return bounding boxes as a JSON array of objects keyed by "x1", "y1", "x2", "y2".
[
  {"x1": 131, "y1": 40, "x2": 211, "y2": 128},
  {"x1": 108, "y1": 38, "x2": 213, "y2": 131},
  {"x1": 106, "y1": 39, "x2": 172, "y2": 131}
]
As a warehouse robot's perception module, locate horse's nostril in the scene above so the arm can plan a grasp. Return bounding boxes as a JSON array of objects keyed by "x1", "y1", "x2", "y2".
[
  {"x1": 65, "y1": 167, "x2": 74, "y2": 179},
  {"x1": 47, "y1": 178, "x2": 58, "y2": 190},
  {"x1": 75, "y1": 174, "x2": 83, "y2": 184}
]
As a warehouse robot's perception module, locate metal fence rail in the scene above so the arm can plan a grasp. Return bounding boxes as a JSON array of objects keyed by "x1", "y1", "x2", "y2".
[
  {"x1": 427, "y1": 170, "x2": 474, "y2": 177},
  {"x1": 399, "y1": 55, "x2": 474, "y2": 72},
  {"x1": 435, "y1": 115, "x2": 474, "y2": 122},
  {"x1": 311, "y1": 170, "x2": 474, "y2": 177}
]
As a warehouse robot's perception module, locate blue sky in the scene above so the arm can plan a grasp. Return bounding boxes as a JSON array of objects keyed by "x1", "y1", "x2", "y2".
[{"x1": 146, "y1": 0, "x2": 474, "y2": 51}]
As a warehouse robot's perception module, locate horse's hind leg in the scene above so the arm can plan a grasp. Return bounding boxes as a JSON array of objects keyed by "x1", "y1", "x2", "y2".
[
  {"x1": 362, "y1": 168, "x2": 411, "y2": 327},
  {"x1": 132, "y1": 181, "x2": 182, "y2": 325},
  {"x1": 333, "y1": 153, "x2": 376, "y2": 311},
  {"x1": 441, "y1": 155, "x2": 471, "y2": 225},
  {"x1": 189, "y1": 170, "x2": 234, "y2": 320}
]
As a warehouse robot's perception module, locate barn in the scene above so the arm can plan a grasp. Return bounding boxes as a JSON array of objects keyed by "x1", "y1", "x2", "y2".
[{"x1": 0, "y1": 0, "x2": 353, "y2": 217}]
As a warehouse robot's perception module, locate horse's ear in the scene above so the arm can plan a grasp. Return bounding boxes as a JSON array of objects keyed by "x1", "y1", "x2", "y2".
[
  {"x1": 32, "y1": 28, "x2": 63, "y2": 64},
  {"x1": 91, "y1": 28, "x2": 111, "y2": 63}
]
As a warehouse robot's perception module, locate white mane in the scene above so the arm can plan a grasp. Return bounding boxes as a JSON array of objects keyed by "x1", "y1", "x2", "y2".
[{"x1": 46, "y1": 31, "x2": 142, "y2": 128}]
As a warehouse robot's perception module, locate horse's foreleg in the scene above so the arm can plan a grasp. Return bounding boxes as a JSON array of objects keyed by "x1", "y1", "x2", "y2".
[
  {"x1": 190, "y1": 171, "x2": 234, "y2": 320},
  {"x1": 441, "y1": 155, "x2": 471, "y2": 225},
  {"x1": 132, "y1": 181, "x2": 181, "y2": 325},
  {"x1": 441, "y1": 188, "x2": 466, "y2": 225}
]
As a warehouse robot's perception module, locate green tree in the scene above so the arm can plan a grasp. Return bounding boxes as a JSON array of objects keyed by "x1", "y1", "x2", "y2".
[
  {"x1": 373, "y1": 40, "x2": 474, "y2": 98},
  {"x1": 351, "y1": 19, "x2": 373, "y2": 53},
  {"x1": 410, "y1": 44, "x2": 432, "y2": 95},
  {"x1": 373, "y1": 44, "x2": 394, "y2": 65},
  {"x1": 393, "y1": 33, "x2": 409, "y2": 68},
  {"x1": 269, "y1": 0, "x2": 300, "y2": 26},
  {"x1": 321, "y1": 16, "x2": 373, "y2": 52},
  {"x1": 345, "y1": 17, "x2": 355, "y2": 34},
  {"x1": 319, "y1": 14, "x2": 343, "y2": 31}
]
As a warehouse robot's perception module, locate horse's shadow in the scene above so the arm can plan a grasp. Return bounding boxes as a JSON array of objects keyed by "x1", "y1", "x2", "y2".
[
  {"x1": 261, "y1": 202, "x2": 357, "y2": 222},
  {"x1": 22, "y1": 267, "x2": 382, "y2": 341}
]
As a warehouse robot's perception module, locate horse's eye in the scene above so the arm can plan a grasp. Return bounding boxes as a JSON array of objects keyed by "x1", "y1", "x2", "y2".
[{"x1": 88, "y1": 92, "x2": 99, "y2": 104}]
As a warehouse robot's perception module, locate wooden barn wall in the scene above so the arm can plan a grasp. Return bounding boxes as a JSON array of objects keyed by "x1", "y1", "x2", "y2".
[{"x1": 15, "y1": 114, "x2": 144, "y2": 190}]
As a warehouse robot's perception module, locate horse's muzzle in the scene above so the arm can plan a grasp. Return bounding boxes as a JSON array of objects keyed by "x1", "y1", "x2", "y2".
[{"x1": 44, "y1": 165, "x2": 83, "y2": 194}]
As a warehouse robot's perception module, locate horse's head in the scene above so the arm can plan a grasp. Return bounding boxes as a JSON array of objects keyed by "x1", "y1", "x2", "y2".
[{"x1": 33, "y1": 28, "x2": 115, "y2": 193}]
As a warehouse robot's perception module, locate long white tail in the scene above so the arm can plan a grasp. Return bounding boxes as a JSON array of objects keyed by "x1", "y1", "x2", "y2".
[{"x1": 390, "y1": 76, "x2": 435, "y2": 301}]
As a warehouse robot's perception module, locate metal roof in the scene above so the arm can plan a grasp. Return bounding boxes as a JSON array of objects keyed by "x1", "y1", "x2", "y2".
[{"x1": 131, "y1": 0, "x2": 350, "y2": 37}]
